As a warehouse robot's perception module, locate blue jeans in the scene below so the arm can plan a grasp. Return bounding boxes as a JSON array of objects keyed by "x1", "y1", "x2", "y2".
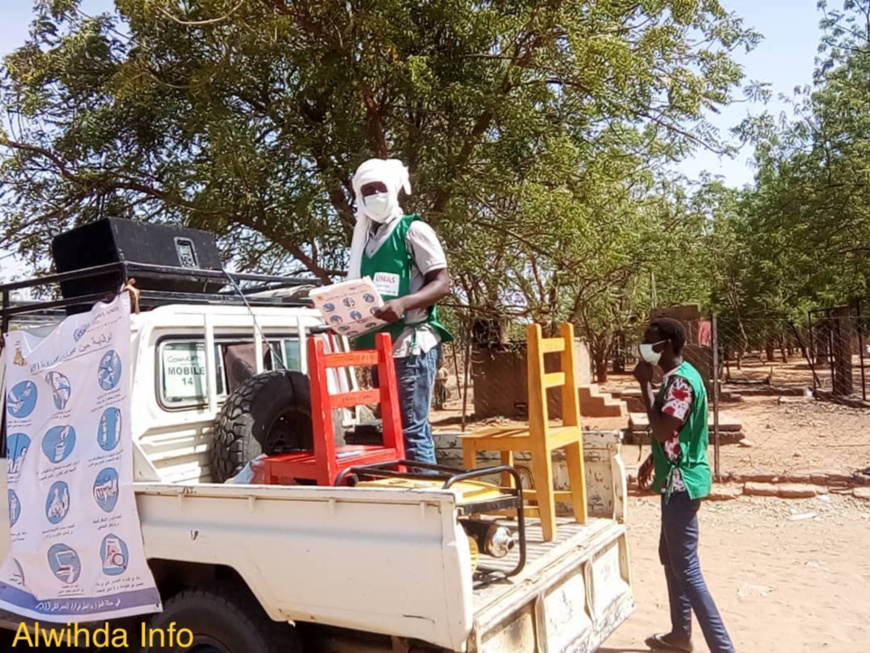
[
  {"x1": 659, "y1": 492, "x2": 735, "y2": 653},
  {"x1": 373, "y1": 346, "x2": 439, "y2": 465}
]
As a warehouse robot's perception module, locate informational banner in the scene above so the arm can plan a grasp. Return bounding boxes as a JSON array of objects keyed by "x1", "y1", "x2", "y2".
[{"x1": 0, "y1": 293, "x2": 162, "y2": 622}]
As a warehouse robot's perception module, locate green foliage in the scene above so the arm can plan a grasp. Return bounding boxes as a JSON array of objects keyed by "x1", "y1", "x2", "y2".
[
  {"x1": 4, "y1": 0, "x2": 821, "y2": 379},
  {"x1": 732, "y1": 0, "x2": 870, "y2": 319},
  {"x1": 1, "y1": 0, "x2": 753, "y2": 289}
]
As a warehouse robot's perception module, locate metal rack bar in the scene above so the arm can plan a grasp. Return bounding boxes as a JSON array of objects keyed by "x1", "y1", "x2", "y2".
[{"x1": 0, "y1": 261, "x2": 322, "y2": 322}]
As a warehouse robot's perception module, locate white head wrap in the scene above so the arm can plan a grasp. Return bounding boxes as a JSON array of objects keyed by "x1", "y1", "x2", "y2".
[{"x1": 347, "y1": 158, "x2": 411, "y2": 279}]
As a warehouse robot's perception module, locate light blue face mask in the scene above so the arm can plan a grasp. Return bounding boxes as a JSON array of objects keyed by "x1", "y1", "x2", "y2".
[{"x1": 363, "y1": 192, "x2": 392, "y2": 222}]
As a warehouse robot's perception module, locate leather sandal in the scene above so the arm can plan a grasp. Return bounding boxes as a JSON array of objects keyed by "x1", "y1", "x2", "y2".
[{"x1": 644, "y1": 633, "x2": 694, "y2": 652}]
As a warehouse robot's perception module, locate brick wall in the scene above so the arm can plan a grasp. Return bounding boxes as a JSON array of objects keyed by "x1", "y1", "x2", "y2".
[{"x1": 471, "y1": 339, "x2": 593, "y2": 420}]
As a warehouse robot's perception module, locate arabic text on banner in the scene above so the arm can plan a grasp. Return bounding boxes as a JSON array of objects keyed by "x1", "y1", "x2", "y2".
[{"x1": 0, "y1": 293, "x2": 162, "y2": 622}]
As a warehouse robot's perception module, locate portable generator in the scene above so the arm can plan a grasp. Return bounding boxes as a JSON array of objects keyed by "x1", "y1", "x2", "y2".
[{"x1": 335, "y1": 461, "x2": 527, "y2": 578}]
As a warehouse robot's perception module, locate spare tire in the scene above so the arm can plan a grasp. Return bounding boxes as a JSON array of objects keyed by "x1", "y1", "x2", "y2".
[{"x1": 211, "y1": 370, "x2": 313, "y2": 483}]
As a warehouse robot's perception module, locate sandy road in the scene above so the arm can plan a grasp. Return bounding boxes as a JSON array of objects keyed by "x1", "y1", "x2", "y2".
[{"x1": 600, "y1": 493, "x2": 870, "y2": 653}]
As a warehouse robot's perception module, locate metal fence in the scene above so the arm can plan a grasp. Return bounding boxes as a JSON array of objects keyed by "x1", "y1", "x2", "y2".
[
  {"x1": 428, "y1": 305, "x2": 869, "y2": 481},
  {"x1": 711, "y1": 309, "x2": 869, "y2": 402},
  {"x1": 807, "y1": 306, "x2": 869, "y2": 401},
  {"x1": 713, "y1": 316, "x2": 815, "y2": 391},
  {"x1": 430, "y1": 311, "x2": 528, "y2": 432},
  {"x1": 708, "y1": 316, "x2": 817, "y2": 479},
  {"x1": 427, "y1": 309, "x2": 597, "y2": 432}
]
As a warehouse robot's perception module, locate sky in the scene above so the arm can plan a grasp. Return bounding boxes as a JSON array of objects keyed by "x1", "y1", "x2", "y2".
[
  {"x1": 678, "y1": 0, "x2": 823, "y2": 187},
  {"x1": 0, "y1": 0, "x2": 826, "y2": 276}
]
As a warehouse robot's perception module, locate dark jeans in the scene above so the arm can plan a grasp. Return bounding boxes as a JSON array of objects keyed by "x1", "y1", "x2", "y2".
[
  {"x1": 659, "y1": 492, "x2": 735, "y2": 653},
  {"x1": 393, "y1": 346, "x2": 440, "y2": 464},
  {"x1": 372, "y1": 346, "x2": 440, "y2": 465}
]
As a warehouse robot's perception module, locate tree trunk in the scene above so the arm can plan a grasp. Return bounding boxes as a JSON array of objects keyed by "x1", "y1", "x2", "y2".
[
  {"x1": 592, "y1": 340, "x2": 609, "y2": 383},
  {"x1": 736, "y1": 316, "x2": 749, "y2": 370}
]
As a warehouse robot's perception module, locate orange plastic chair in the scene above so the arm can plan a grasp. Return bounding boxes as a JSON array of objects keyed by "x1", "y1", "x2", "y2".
[
  {"x1": 460, "y1": 323, "x2": 587, "y2": 541},
  {"x1": 262, "y1": 333, "x2": 405, "y2": 486}
]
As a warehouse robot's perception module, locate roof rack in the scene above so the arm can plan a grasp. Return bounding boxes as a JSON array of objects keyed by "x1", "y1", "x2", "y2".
[{"x1": 0, "y1": 261, "x2": 323, "y2": 331}]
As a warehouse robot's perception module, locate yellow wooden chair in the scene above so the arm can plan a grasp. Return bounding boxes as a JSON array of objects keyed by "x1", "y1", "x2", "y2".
[{"x1": 460, "y1": 323, "x2": 587, "y2": 542}]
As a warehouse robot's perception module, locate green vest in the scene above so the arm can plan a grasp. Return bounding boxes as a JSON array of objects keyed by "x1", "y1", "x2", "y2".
[
  {"x1": 352, "y1": 214, "x2": 454, "y2": 351},
  {"x1": 651, "y1": 361, "x2": 712, "y2": 502}
]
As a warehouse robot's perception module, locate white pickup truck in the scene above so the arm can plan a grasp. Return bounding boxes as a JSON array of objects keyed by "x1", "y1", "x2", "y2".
[{"x1": 0, "y1": 264, "x2": 633, "y2": 653}]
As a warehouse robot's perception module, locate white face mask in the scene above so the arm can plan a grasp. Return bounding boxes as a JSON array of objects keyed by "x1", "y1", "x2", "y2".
[
  {"x1": 639, "y1": 341, "x2": 666, "y2": 366},
  {"x1": 363, "y1": 192, "x2": 392, "y2": 223}
]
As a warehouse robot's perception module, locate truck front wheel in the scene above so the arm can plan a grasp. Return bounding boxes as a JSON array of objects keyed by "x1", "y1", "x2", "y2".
[{"x1": 142, "y1": 582, "x2": 300, "y2": 653}]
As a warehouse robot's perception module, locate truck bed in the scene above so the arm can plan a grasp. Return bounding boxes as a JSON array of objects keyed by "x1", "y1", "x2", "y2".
[{"x1": 470, "y1": 516, "x2": 633, "y2": 653}]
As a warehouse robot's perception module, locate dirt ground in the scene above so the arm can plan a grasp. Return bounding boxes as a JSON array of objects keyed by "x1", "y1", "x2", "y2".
[
  {"x1": 434, "y1": 357, "x2": 870, "y2": 479},
  {"x1": 608, "y1": 394, "x2": 870, "y2": 480},
  {"x1": 434, "y1": 393, "x2": 870, "y2": 479},
  {"x1": 600, "y1": 493, "x2": 870, "y2": 653},
  {"x1": 707, "y1": 396, "x2": 869, "y2": 476},
  {"x1": 602, "y1": 358, "x2": 870, "y2": 478}
]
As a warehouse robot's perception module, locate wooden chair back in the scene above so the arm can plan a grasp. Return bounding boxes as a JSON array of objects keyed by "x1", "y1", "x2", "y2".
[{"x1": 526, "y1": 323, "x2": 581, "y2": 439}]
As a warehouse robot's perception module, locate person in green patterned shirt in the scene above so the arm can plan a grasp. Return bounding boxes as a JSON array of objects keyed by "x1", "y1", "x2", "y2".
[{"x1": 634, "y1": 318, "x2": 735, "y2": 653}]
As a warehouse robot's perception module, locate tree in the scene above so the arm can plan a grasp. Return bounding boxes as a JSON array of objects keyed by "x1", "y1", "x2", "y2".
[
  {"x1": 1, "y1": 0, "x2": 757, "y2": 292},
  {"x1": 733, "y1": 0, "x2": 870, "y2": 318}
]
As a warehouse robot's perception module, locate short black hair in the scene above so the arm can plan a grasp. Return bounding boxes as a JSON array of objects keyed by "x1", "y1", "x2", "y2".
[{"x1": 650, "y1": 317, "x2": 686, "y2": 354}]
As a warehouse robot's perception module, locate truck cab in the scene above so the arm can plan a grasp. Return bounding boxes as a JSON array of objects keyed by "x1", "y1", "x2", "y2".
[{"x1": 128, "y1": 302, "x2": 351, "y2": 484}]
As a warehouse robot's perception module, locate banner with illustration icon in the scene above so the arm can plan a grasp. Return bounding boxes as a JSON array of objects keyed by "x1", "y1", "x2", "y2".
[{"x1": 0, "y1": 293, "x2": 162, "y2": 622}]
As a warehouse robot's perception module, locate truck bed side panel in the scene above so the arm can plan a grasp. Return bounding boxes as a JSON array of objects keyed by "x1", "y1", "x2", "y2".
[{"x1": 135, "y1": 484, "x2": 473, "y2": 651}]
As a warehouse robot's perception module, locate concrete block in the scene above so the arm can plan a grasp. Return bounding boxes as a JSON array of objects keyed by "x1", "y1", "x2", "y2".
[
  {"x1": 780, "y1": 474, "x2": 813, "y2": 484},
  {"x1": 743, "y1": 482, "x2": 778, "y2": 497},
  {"x1": 745, "y1": 474, "x2": 781, "y2": 483},
  {"x1": 707, "y1": 485, "x2": 743, "y2": 501},
  {"x1": 777, "y1": 484, "x2": 827, "y2": 499},
  {"x1": 853, "y1": 487, "x2": 870, "y2": 500}
]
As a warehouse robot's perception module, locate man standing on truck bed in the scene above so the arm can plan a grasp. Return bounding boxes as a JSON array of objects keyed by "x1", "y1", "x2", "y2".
[
  {"x1": 347, "y1": 158, "x2": 453, "y2": 465},
  {"x1": 634, "y1": 317, "x2": 735, "y2": 653}
]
